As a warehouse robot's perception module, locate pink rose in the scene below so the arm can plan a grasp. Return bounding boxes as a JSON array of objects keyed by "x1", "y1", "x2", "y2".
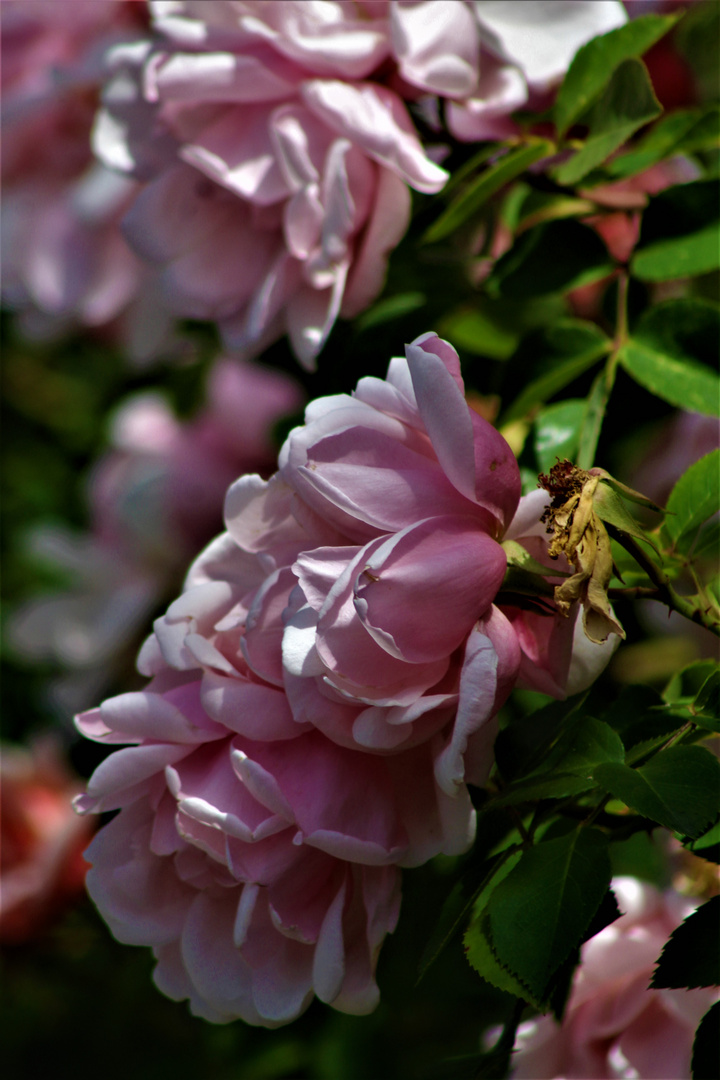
[
  {"x1": 0, "y1": 737, "x2": 95, "y2": 944},
  {"x1": 92, "y1": 0, "x2": 448, "y2": 367},
  {"x1": 74, "y1": 660, "x2": 468, "y2": 1023},
  {"x1": 0, "y1": 0, "x2": 148, "y2": 339},
  {"x1": 137, "y1": 333, "x2": 611, "y2": 797},
  {"x1": 388, "y1": 1, "x2": 627, "y2": 141},
  {"x1": 509, "y1": 877, "x2": 719, "y2": 1080}
]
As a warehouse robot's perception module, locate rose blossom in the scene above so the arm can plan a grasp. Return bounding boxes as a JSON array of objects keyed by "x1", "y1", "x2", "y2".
[
  {"x1": 74, "y1": 645, "x2": 473, "y2": 1023},
  {"x1": 387, "y1": 0, "x2": 627, "y2": 141},
  {"x1": 8, "y1": 357, "x2": 303, "y2": 718},
  {"x1": 509, "y1": 877, "x2": 719, "y2": 1080},
  {"x1": 92, "y1": 0, "x2": 448, "y2": 368},
  {"x1": 0, "y1": 737, "x2": 95, "y2": 944},
  {"x1": 132, "y1": 332, "x2": 613, "y2": 797},
  {"x1": 0, "y1": 0, "x2": 151, "y2": 342}
]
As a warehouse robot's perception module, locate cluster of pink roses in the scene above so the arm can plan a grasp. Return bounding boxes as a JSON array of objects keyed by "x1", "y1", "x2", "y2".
[
  {"x1": 76, "y1": 333, "x2": 614, "y2": 1023},
  {"x1": 91, "y1": 0, "x2": 627, "y2": 366}
]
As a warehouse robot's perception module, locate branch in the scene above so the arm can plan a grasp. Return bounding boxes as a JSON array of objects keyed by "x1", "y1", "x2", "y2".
[{"x1": 609, "y1": 528, "x2": 720, "y2": 638}]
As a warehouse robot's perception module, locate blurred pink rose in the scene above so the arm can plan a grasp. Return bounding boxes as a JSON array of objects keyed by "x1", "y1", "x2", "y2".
[
  {"x1": 8, "y1": 357, "x2": 303, "y2": 717},
  {"x1": 0, "y1": 737, "x2": 95, "y2": 944},
  {"x1": 92, "y1": 0, "x2": 448, "y2": 368},
  {"x1": 388, "y1": 0, "x2": 627, "y2": 140},
  {"x1": 509, "y1": 877, "x2": 719, "y2": 1080},
  {"x1": 0, "y1": 0, "x2": 152, "y2": 342}
]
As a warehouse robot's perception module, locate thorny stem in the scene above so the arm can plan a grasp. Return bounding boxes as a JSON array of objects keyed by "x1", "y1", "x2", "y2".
[{"x1": 611, "y1": 528, "x2": 720, "y2": 638}]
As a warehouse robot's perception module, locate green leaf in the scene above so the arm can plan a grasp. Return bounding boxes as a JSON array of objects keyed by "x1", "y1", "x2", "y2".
[
  {"x1": 604, "y1": 108, "x2": 717, "y2": 179},
  {"x1": 500, "y1": 319, "x2": 611, "y2": 425},
  {"x1": 501, "y1": 539, "x2": 560, "y2": 578},
  {"x1": 593, "y1": 472, "x2": 665, "y2": 513},
  {"x1": 594, "y1": 746, "x2": 720, "y2": 837},
  {"x1": 517, "y1": 192, "x2": 597, "y2": 233},
  {"x1": 354, "y1": 291, "x2": 426, "y2": 331},
  {"x1": 534, "y1": 400, "x2": 585, "y2": 473},
  {"x1": 695, "y1": 670, "x2": 720, "y2": 720},
  {"x1": 418, "y1": 848, "x2": 516, "y2": 983},
  {"x1": 536, "y1": 717, "x2": 625, "y2": 778},
  {"x1": 651, "y1": 896, "x2": 720, "y2": 989},
  {"x1": 676, "y1": 0, "x2": 720, "y2": 105},
  {"x1": 436, "y1": 294, "x2": 565, "y2": 361},
  {"x1": 632, "y1": 225, "x2": 720, "y2": 281},
  {"x1": 576, "y1": 365, "x2": 610, "y2": 470},
  {"x1": 488, "y1": 773, "x2": 595, "y2": 809},
  {"x1": 546, "y1": 887, "x2": 622, "y2": 1023},
  {"x1": 423, "y1": 140, "x2": 554, "y2": 244},
  {"x1": 494, "y1": 695, "x2": 588, "y2": 782},
  {"x1": 554, "y1": 59, "x2": 661, "y2": 186},
  {"x1": 693, "y1": 1002, "x2": 720, "y2": 1080},
  {"x1": 619, "y1": 299, "x2": 720, "y2": 416},
  {"x1": 609, "y1": 831, "x2": 668, "y2": 884},
  {"x1": 464, "y1": 849, "x2": 537, "y2": 1002},
  {"x1": 693, "y1": 519, "x2": 720, "y2": 562},
  {"x1": 554, "y1": 13, "x2": 679, "y2": 136},
  {"x1": 664, "y1": 450, "x2": 720, "y2": 549},
  {"x1": 489, "y1": 220, "x2": 615, "y2": 300},
  {"x1": 664, "y1": 660, "x2": 720, "y2": 705},
  {"x1": 486, "y1": 828, "x2": 611, "y2": 1000},
  {"x1": 676, "y1": 105, "x2": 720, "y2": 154},
  {"x1": 439, "y1": 143, "x2": 501, "y2": 197},
  {"x1": 631, "y1": 181, "x2": 720, "y2": 282},
  {"x1": 601, "y1": 684, "x2": 665, "y2": 737},
  {"x1": 465, "y1": 916, "x2": 538, "y2": 1003},
  {"x1": 437, "y1": 307, "x2": 518, "y2": 361},
  {"x1": 593, "y1": 482, "x2": 654, "y2": 544}
]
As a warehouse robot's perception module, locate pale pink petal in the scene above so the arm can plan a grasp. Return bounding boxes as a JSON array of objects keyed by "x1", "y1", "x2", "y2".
[
  {"x1": 474, "y1": 0, "x2": 627, "y2": 90},
  {"x1": 342, "y1": 166, "x2": 410, "y2": 319},
  {"x1": 391, "y1": 0, "x2": 479, "y2": 97},
  {"x1": 354, "y1": 516, "x2": 506, "y2": 662},
  {"x1": 302, "y1": 79, "x2": 448, "y2": 194}
]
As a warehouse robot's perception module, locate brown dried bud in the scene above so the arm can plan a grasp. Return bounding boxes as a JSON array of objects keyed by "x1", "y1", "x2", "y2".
[{"x1": 539, "y1": 461, "x2": 625, "y2": 644}]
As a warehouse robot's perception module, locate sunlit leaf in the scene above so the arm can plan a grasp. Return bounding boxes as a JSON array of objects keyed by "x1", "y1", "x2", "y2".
[
  {"x1": 423, "y1": 140, "x2": 554, "y2": 244},
  {"x1": 619, "y1": 300, "x2": 720, "y2": 416},
  {"x1": 631, "y1": 181, "x2": 720, "y2": 282},
  {"x1": 664, "y1": 449, "x2": 720, "y2": 550},
  {"x1": 554, "y1": 13, "x2": 679, "y2": 135},
  {"x1": 501, "y1": 319, "x2": 611, "y2": 425},
  {"x1": 534, "y1": 400, "x2": 585, "y2": 473},
  {"x1": 554, "y1": 59, "x2": 661, "y2": 186}
]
